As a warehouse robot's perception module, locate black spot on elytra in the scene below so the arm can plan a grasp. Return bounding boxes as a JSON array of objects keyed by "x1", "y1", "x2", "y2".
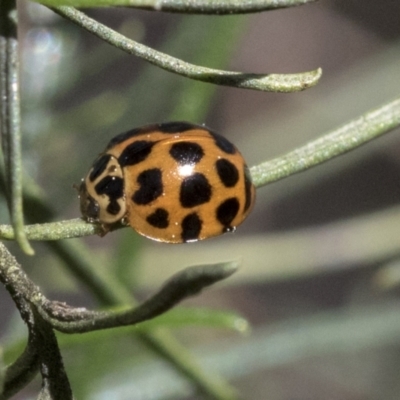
[
  {"x1": 106, "y1": 200, "x2": 121, "y2": 216},
  {"x1": 216, "y1": 198, "x2": 240, "y2": 228},
  {"x1": 118, "y1": 141, "x2": 155, "y2": 167},
  {"x1": 169, "y1": 142, "x2": 204, "y2": 165},
  {"x1": 158, "y1": 121, "x2": 196, "y2": 134},
  {"x1": 243, "y1": 165, "x2": 253, "y2": 212},
  {"x1": 89, "y1": 154, "x2": 112, "y2": 182},
  {"x1": 95, "y1": 176, "x2": 124, "y2": 199},
  {"x1": 208, "y1": 131, "x2": 236, "y2": 154},
  {"x1": 181, "y1": 213, "x2": 202, "y2": 242},
  {"x1": 146, "y1": 208, "x2": 169, "y2": 229},
  {"x1": 132, "y1": 168, "x2": 163, "y2": 205},
  {"x1": 106, "y1": 122, "x2": 199, "y2": 149},
  {"x1": 180, "y1": 173, "x2": 212, "y2": 208},
  {"x1": 216, "y1": 158, "x2": 239, "y2": 187},
  {"x1": 106, "y1": 124, "x2": 160, "y2": 149}
]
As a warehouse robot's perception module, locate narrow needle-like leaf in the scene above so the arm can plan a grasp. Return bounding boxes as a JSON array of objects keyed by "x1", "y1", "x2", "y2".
[
  {"x1": 0, "y1": 0, "x2": 34, "y2": 255},
  {"x1": 51, "y1": 6, "x2": 321, "y2": 93},
  {"x1": 36, "y1": 0, "x2": 317, "y2": 13},
  {"x1": 251, "y1": 97, "x2": 400, "y2": 188}
]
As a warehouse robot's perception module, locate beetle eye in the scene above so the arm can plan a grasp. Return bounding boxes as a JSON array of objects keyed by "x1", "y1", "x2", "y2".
[
  {"x1": 79, "y1": 182, "x2": 100, "y2": 221},
  {"x1": 85, "y1": 196, "x2": 100, "y2": 220}
]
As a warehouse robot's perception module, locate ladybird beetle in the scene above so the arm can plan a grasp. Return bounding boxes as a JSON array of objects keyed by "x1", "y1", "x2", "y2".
[{"x1": 79, "y1": 122, "x2": 255, "y2": 243}]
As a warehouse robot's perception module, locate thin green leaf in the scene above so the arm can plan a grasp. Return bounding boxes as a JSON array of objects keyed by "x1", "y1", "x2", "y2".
[
  {"x1": 51, "y1": 7, "x2": 321, "y2": 93},
  {"x1": 35, "y1": 0, "x2": 317, "y2": 14},
  {"x1": 0, "y1": 0, "x2": 33, "y2": 255},
  {"x1": 251, "y1": 97, "x2": 400, "y2": 188},
  {"x1": 136, "y1": 307, "x2": 250, "y2": 333}
]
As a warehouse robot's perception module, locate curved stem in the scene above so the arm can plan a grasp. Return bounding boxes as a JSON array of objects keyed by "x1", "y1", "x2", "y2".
[
  {"x1": 35, "y1": 262, "x2": 237, "y2": 333},
  {"x1": 0, "y1": 334, "x2": 39, "y2": 400},
  {"x1": 0, "y1": 0, "x2": 33, "y2": 255},
  {"x1": 51, "y1": 6, "x2": 321, "y2": 93},
  {"x1": 36, "y1": 0, "x2": 317, "y2": 14},
  {"x1": 0, "y1": 243, "x2": 72, "y2": 399},
  {"x1": 0, "y1": 237, "x2": 239, "y2": 399},
  {"x1": 32, "y1": 313, "x2": 73, "y2": 400}
]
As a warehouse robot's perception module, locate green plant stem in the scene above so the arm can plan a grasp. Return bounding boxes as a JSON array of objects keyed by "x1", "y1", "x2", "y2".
[
  {"x1": 0, "y1": 243, "x2": 73, "y2": 399},
  {"x1": 50, "y1": 6, "x2": 321, "y2": 93},
  {"x1": 1, "y1": 97, "x2": 399, "y2": 241},
  {"x1": 49, "y1": 239, "x2": 240, "y2": 399},
  {"x1": 0, "y1": 336, "x2": 39, "y2": 400},
  {"x1": 0, "y1": 194, "x2": 239, "y2": 400},
  {"x1": 35, "y1": 262, "x2": 237, "y2": 333},
  {"x1": 0, "y1": 241, "x2": 237, "y2": 399},
  {"x1": 36, "y1": 0, "x2": 317, "y2": 13},
  {"x1": 168, "y1": 15, "x2": 248, "y2": 121},
  {"x1": 250, "y1": 97, "x2": 400, "y2": 188},
  {"x1": 0, "y1": 218, "x2": 98, "y2": 240},
  {"x1": 0, "y1": 243, "x2": 42, "y2": 398},
  {"x1": 33, "y1": 314, "x2": 73, "y2": 400},
  {"x1": 0, "y1": 0, "x2": 33, "y2": 255}
]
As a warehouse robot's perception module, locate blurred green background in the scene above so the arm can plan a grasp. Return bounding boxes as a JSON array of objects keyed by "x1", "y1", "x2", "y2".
[{"x1": 2, "y1": 1, "x2": 400, "y2": 398}]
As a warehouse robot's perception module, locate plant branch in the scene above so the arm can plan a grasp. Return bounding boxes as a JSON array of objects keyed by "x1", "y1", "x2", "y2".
[
  {"x1": 1, "y1": 98, "x2": 400, "y2": 241},
  {"x1": 0, "y1": 243, "x2": 72, "y2": 399},
  {"x1": 0, "y1": 335, "x2": 39, "y2": 400},
  {"x1": 36, "y1": 0, "x2": 317, "y2": 13},
  {"x1": 50, "y1": 6, "x2": 321, "y2": 93},
  {"x1": 0, "y1": 218, "x2": 99, "y2": 240},
  {"x1": 0, "y1": 0, "x2": 33, "y2": 255},
  {"x1": 35, "y1": 262, "x2": 238, "y2": 333},
  {"x1": 32, "y1": 314, "x2": 73, "y2": 400},
  {"x1": 0, "y1": 239, "x2": 239, "y2": 399},
  {"x1": 0, "y1": 238, "x2": 236, "y2": 334},
  {"x1": 250, "y1": 97, "x2": 400, "y2": 188}
]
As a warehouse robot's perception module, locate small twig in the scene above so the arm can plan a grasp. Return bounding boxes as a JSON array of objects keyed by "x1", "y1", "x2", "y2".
[
  {"x1": 0, "y1": 241, "x2": 238, "y2": 398},
  {"x1": 0, "y1": 218, "x2": 100, "y2": 240},
  {"x1": 0, "y1": 243, "x2": 72, "y2": 399},
  {"x1": 1, "y1": 222, "x2": 239, "y2": 400},
  {"x1": 0, "y1": 264, "x2": 40, "y2": 400},
  {"x1": 36, "y1": 0, "x2": 318, "y2": 14},
  {"x1": 0, "y1": 335, "x2": 39, "y2": 400},
  {"x1": 0, "y1": 242, "x2": 237, "y2": 335},
  {"x1": 0, "y1": 0, "x2": 33, "y2": 255},
  {"x1": 250, "y1": 97, "x2": 400, "y2": 188},
  {"x1": 0, "y1": 243, "x2": 44, "y2": 303},
  {"x1": 51, "y1": 6, "x2": 321, "y2": 93},
  {"x1": 32, "y1": 313, "x2": 73, "y2": 400},
  {"x1": 35, "y1": 262, "x2": 238, "y2": 333}
]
